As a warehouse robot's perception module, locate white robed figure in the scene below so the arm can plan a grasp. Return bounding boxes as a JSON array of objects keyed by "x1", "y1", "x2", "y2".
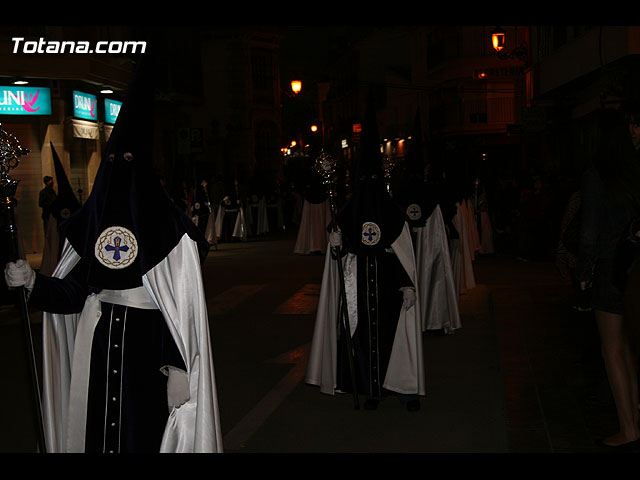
[
  {"x1": 5, "y1": 50, "x2": 222, "y2": 453},
  {"x1": 392, "y1": 109, "x2": 460, "y2": 333},
  {"x1": 306, "y1": 97, "x2": 425, "y2": 411}
]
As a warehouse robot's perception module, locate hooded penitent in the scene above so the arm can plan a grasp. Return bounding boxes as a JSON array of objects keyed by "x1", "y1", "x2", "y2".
[
  {"x1": 293, "y1": 167, "x2": 331, "y2": 255},
  {"x1": 59, "y1": 53, "x2": 208, "y2": 291},
  {"x1": 306, "y1": 93, "x2": 424, "y2": 401},
  {"x1": 394, "y1": 110, "x2": 461, "y2": 333},
  {"x1": 33, "y1": 48, "x2": 222, "y2": 453},
  {"x1": 39, "y1": 143, "x2": 82, "y2": 276},
  {"x1": 49, "y1": 142, "x2": 81, "y2": 225}
]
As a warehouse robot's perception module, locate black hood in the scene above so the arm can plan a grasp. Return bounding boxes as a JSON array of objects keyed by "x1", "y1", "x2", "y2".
[
  {"x1": 337, "y1": 93, "x2": 405, "y2": 254},
  {"x1": 49, "y1": 142, "x2": 81, "y2": 224},
  {"x1": 60, "y1": 48, "x2": 208, "y2": 291},
  {"x1": 393, "y1": 108, "x2": 437, "y2": 228}
]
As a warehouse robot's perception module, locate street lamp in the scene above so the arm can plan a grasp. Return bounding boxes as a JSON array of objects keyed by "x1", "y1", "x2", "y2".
[
  {"x1": 290, "y1": 79, "x2": 302, "y2": 95},
  {"x1": 491, "y1": 26, "x2": 528, "y2": 63},
  {"x1": 491, "y1": 27, "x2": 506, "y2": 52}
]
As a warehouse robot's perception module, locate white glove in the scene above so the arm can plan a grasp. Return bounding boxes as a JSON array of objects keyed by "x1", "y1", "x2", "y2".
[
  {"x1": 401, "y1": 287, "x2": 416, "y2": 310},
  {"x1": 329, "y1": 229, "x2": 342, "y2": 248},
  {"x1": 164, "y1": 366, "x2": 190, "y2": 410},
  {"x1": 4, "y1": 259, "x2": 35, "y2": 291}
]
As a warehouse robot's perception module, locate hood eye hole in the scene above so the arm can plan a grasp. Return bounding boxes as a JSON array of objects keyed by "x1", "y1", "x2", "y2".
[
  {"x1": 107, "y1": 154, "x2": 115, "y2": 162},
  {"x1": 123, "y1": 152, "x2": 133, "y2": 162}
]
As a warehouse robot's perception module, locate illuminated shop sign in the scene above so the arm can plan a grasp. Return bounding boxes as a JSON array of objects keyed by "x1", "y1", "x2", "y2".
[
  {"x1": 73, "y1": 90, "x2": 97, "y2": 121},
  {"x1": 104, "y1": 98, "x2": 122, "y2": 124},
  {"x1": 0, "y1": 86, "x2": 51, "y2": 115}
]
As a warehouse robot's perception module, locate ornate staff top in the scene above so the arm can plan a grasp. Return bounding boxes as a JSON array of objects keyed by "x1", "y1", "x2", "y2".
[
  {"x1": 382, "y1": 154, "x2": 395, "y2": 195},
  {"x1": 314, "y1": 150, "x2": 337, "y2": 198},
  {"x1": 0, "y1": 123, "x2": 30, "y2": 192}
]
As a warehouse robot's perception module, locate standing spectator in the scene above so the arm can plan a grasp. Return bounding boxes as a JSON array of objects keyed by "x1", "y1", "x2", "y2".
[
  {"x1": 576, "y1": 108, "x2": 640, "y2": 449},
  {"x1": 517, "y1": 174, "x2": 551, "y2": 260},
  {"x1": 39, "y1": 175, "x2": 56, "y2": 233}
]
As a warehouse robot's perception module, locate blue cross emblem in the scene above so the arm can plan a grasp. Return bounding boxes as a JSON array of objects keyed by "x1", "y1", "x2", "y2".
[
  {"x1": 362, "y1": 222, "x2": 381, "y2": 245},
  {"x1": 364, "y1": 227, "x2": 377, "y2": 242},
  {"x1": 105, "y1": 236, "x2": 129, "y2": 261},
  {"x1": 407, "y1": 204, "x2": 421, "y2": 220}
]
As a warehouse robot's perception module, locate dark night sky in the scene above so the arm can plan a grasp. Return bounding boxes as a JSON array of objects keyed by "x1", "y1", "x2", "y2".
[
  {"x1": 279, "y1": 26, "x2": 332, "y2": 78},
  {"x1": 278, "y1": 26, "x2": 387, "y2": 76}
]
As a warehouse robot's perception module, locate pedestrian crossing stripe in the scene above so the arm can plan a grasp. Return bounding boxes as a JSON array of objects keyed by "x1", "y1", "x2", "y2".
[
  {"x1": 208, "y1": 285, "x2": 267, "y2": 315},
  {"x1": 273, "y1": 284, "x2": 320, "y2": 315},
  {"x1": 208, "y1": 284, "x2": 321, "y2": 316}
]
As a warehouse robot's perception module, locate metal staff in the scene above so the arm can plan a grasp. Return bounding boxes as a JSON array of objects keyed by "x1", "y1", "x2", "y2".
[
  {"x1": 382, "y1": 154, "x2": 395, "y2": 197},
  {"x1": 0, "y1": 123, "x2": 47, "y2": 452},
  {"x1": 314, "y1": 151, "x2": 360, "y2": 410}
]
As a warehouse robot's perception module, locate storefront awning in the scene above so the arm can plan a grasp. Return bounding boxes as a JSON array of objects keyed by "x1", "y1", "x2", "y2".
[{"x1": 71, "y1": 118, "x2": 99, "y2": 139}]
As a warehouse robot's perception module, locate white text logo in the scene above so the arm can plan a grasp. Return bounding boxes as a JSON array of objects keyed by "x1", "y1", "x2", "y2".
[{"x1": 12, "y1": 37, "x2": 146, "y2": 55}]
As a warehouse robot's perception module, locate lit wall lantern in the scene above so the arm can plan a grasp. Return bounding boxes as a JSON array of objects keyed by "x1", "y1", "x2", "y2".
[
  {"x1": 290, "y1": 79, "x2": 302, "y2": 95},
  {"x1": 490, "y1": 26, "x2": 528, "y2": 63},
  {"x1": 491, "y1": 27, "x2": 506, "y2": 52}
]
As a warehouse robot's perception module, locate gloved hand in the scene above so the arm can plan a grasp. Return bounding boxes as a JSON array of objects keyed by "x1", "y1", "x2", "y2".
[
  {"x1": 4, "y1": 259, "x2": 35, "y2": 291},
  {"x1": 329, "y1": 229, "x2": 342, "y2": 248},
  {"x1": 165, "y1": 366, "x2": 190, "y2": 411},
  {"x1": 579, "y1": 280, "x2": 591, "y2": 291},
  {"x1": 401, "y1": 287, "x2": 416, "y2": 310}
]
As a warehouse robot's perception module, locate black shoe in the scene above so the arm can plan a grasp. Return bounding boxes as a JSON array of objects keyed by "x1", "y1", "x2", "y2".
[
  {"x1": 364, "y1": 399, "x2": 379, "y2": 410},
  {"x1": 406, "y1": 399, "x2": 420, "y2": 412},
  {"x1": 595, "y1": 438, "x2": 640, "y2": 451}
]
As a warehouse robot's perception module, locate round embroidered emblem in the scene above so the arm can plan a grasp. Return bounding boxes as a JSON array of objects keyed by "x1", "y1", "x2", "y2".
[
  {"x1": 94, "y1": 226, "x2": 138, "y2": 270},
  {"x1": 361, "y1": 221, "x2": 381, "y2": 246},
  {"x1": 194, "y1": 202, "x2": 201, "y2": 210},
  {"x1": 406, "y1": 203, "x2": 422, "y2": 220},
  {"x1": 60, "y1": 208, "x2": 71, "y2": 219}
]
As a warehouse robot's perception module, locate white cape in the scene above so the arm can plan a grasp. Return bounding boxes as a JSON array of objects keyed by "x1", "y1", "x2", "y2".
[
  {"x1": 479, "y1": 211, "x2": 494, "y2": 254},
  {"x1": 293, "y1": 199, "x2": 331, "y2": 255},
  {"x1": 204, "y1": 212, "x2": 217, "y2": 246},
  {"x1": 305, "y1": 223, "x2": 426, "y2": 396},
  {"x1": 463, "y1": 198, "x2": 481, "y2": 261},
  {"x1": 39, "y1": 214, "x2": 59, "y2": 276},
  {"x1": 41, "y1": 233, "x2": 223, "y2": 453},
  {"x1": 414, "y1": 205, "x2": 461, "y2": 333},
  {"x1": 451, "y1": 201, "x2": 476, "y2": 294},
  {"x1": 245, "y1": 197, "x2": 269, "y2": 236},
  {"x1": 214, "y1": 205, "x2": 248, "y2": 241}
]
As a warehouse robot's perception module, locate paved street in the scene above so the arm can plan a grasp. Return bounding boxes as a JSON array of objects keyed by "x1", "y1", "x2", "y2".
[{"x1": 0, "y1": 228, "x2": 636, "y2": 455}]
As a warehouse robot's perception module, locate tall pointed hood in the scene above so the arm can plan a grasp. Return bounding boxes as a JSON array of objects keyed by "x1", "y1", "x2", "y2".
[
  {"x1": 336, "y1": 93, "x2": 405, "y2": 254},
  {"x1": 49, "y1": 142, "x2": 81, "y2": 223},
  {"x1": 405, "y1": 108, "x2": 425, "y2": 177},
  {"x1": 394, "y1": 108, "x2": 437, "y2": 228},
  {"x1": 60, "y1": 48, "x2": 208, "y2": 291}
]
